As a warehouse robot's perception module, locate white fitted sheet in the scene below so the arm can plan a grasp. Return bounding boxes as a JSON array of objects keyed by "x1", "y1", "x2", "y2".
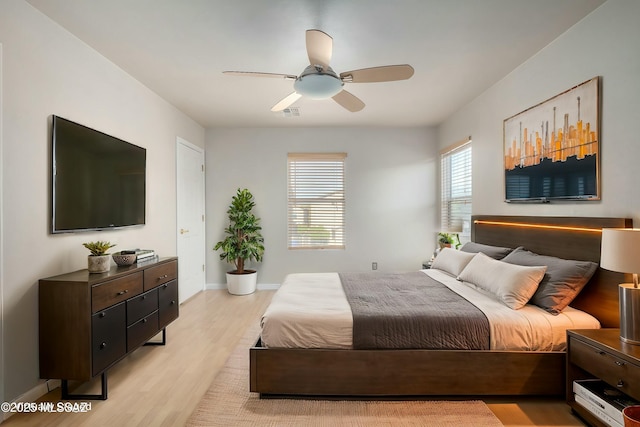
[{"x1": 260, "y1": 269, "x2": 600, "y2": 350}]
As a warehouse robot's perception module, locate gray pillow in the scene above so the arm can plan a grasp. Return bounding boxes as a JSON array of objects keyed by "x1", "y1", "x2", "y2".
[
  {"x1": 501, "y1": 247, "x2": 598, "y2": 314},
  {"x1": 460, "y1": 242, "x2": 513, "y2": 260}
]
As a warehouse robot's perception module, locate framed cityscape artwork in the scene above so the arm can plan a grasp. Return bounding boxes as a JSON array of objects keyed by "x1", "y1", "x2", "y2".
[{"x1": 503, "y1": 76, "x2": 600, "y2": 202}]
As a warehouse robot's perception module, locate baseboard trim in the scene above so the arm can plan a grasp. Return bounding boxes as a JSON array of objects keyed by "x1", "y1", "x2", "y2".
[{"x1": 1, "y1": 379, "x2": 60, "y2": 422}]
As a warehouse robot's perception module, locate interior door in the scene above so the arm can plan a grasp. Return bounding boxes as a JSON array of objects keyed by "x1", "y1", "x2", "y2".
[{"x1": 176, "y1": 137, "x2": 205, "y2": 303}]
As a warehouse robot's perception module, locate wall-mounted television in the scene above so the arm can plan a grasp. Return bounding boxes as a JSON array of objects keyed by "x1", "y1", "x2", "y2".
[
  {"x1": 51, "y1": 116, "x2": 146, "y2": 233},
  {"x1": 503, "y1": 77, "x2": 600, "y2": 203}
]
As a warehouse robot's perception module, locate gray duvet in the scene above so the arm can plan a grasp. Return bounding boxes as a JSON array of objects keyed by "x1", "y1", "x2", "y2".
[{"x1": 339, "y1": 271, "x2": 490, "y2": 350}]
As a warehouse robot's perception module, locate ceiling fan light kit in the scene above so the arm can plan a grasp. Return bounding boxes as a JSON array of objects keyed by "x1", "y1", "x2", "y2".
[
  {"x1": 224, "y1": 29, "x2": 414, "y2": 112},
  {"x1": 293, "y1": 65, "x2": 343, "y2": 99}
]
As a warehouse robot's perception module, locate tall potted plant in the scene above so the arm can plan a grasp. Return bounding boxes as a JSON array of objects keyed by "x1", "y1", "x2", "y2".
[{"x1": 214, "y1": 188, "x2": 265, "y2": 295}]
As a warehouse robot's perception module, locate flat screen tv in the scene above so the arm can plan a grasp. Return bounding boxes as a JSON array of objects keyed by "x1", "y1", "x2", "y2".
[
  {"x1": 51, "y1": 116, "x2": 146, "y2": 233},
  {"x1": 503, "y1": 77, "x2": 600, "y2": 202}
]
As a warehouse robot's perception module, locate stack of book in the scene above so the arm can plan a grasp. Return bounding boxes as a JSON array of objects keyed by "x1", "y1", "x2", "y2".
[
  {"x1": 574, "y1": 379, "x2": 638, "y2": 427},
  {"x1": 121, "y1": 249, "x2": 156, "y2": 262}
]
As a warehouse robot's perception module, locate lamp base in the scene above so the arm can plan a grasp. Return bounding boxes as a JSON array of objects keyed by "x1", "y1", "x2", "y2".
[{"x1": 619, "y1": 284, "x2": 640, "y2": 345}]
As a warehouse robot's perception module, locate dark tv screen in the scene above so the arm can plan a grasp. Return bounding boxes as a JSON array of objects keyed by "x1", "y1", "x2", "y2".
[
  {"x1": 51, "y1": 116, "x2": 146, "y2": 233},
  {"x1": 504, "y1": 153, "x2": 598, "y2": 201}
]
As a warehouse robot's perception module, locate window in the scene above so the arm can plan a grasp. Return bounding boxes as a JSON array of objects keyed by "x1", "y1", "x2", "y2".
[
  {"x1": 287, "y1": 153, "x2": 346, "y2": 249},
  {"x1": 440, "y1": 139, "x2": 472, "y2": 238}
]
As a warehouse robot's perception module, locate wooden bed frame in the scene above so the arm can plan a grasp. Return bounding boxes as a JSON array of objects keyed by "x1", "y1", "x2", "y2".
[{"x1": 250, "y1": 215, "x2": 632, "y2": 397}]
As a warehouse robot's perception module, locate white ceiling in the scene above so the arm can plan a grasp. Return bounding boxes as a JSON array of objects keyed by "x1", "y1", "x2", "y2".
[{"x1": 26, "y1": 0, "x2": 605, "y2": 128}]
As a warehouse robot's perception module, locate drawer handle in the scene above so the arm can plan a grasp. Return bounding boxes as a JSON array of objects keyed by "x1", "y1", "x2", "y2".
[
  {"x1": 615, "y1": 361, "x2": 626, "y2": 366},
  {"x1": 99, "y1": 312, "x2": 106, "y2": 318},
  {"x1": 163, "y1": 283, "x2": 169, "y2": 289},
  {"x1": 142, "y1": 318, "x2": 147, "y2": 323},
  {"x1": 597, "y1": 350, "x2": 606, "y2": 356},
  {"x1": 117, "y1": 290, "x2": 129, "y2": 296},
  {"x1": 171, "y1": 300, "x2": 176, "y2": 305},
  {"x1": 158, "y1": 274, "x2": 168, "y2": 280},
  {"x1": 100, "y1": 342, "x2": 107, "y2": 350},
  {"x1": 142, "y1": 295, "x2": 147, "y2": 300},
  {"x1": 617, "y1": 380, "x2": 625, "y2": 388}
]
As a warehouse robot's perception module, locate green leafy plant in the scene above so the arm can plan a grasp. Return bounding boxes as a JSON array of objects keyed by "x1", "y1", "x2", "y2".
[
  {"x1": 213, "y1": 188, "x2": 265, "y2": 274},
  {"x1": 438, "y1": 232, "x2": 461, "y2": 249},
  {"x1": 83, "y1": 241, "x2": 116, "y2": 256}
]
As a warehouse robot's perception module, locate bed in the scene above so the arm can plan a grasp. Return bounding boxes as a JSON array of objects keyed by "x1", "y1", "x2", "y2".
[{"x1": 250, "y1": 215, "x2": 632, "y2": 397}]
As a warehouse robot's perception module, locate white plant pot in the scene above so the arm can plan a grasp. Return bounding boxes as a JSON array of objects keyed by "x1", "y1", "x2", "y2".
[
  {"x1": 88, "y1": 255, "x2": 111, "y2": 273},
  {"x1": 226, "y1": 270, "x2": 257, "y2": 295}
]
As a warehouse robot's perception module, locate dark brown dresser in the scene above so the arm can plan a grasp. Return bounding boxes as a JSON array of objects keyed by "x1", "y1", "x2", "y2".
[{"x1": 39, "y1": 257, "x2": 179, "y2": 399}]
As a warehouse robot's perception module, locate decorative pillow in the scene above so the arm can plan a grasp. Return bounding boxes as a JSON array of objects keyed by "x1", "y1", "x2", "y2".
[
  {"x1": 430, "y1": 248, "x2": 476, "y2": 276},
  {"x1": 457, "y1": 252, "x2": 547, "y2": 310},
  {"x1": 501, "y1": 247, "x2": 598, "y2": 314},
  {"x1": 460, "y1": 241, "x2": 514, "y2": 260}
]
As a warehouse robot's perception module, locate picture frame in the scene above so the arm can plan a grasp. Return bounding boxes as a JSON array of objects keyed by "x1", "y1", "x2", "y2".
[{"x1": 503, "y1": 76, "x2": 600, "y2": 202}]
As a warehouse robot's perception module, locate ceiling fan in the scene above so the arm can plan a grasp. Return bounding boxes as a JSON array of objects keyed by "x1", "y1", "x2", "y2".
[{"x1": 223, "y1": 29, "x2": 414, "y2": 113}]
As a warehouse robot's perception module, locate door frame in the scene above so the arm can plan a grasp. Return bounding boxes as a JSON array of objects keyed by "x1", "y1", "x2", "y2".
[
  {"x1": 176, "y1": 136, "x2": 205, "y2": 302},
  {"x1": 0, "y1": 42, "x2": 5, "y2": 407}
]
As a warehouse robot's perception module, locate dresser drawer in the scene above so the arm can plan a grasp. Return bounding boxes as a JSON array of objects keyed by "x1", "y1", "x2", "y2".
[
  {"x1": 92, "y1": 272, "x2": 143, "y2": 313},
  {"x1": 127, "y1": 310, "x2": 159, "y2": 351},
  {"x1": 570, "y1": 336, "x2": 640, "y2": 398},
  {"x1": 143, "y1": 261, "x2": 177, "y2": 291},
  {"x1": 126, "y1": 288, "x2": 158, "y2": 326},
  {"x1": 158, "y1": 280, "x2": 179, "y2": 329},
  {"x1": 92, "y1": 302, "x2": 127, "y2": 376}
]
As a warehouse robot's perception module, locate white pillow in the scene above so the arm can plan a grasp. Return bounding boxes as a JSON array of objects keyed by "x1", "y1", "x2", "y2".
[
  {"x1": 457, "y1": 252, "x2": 547, "y2": 310},
  {"x1": 430, "y1": 248, "x2": 476, "y2": 276}
]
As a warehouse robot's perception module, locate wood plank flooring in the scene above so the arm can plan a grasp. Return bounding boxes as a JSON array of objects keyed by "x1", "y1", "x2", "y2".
[{"x1": 1, "y1": 290, "x2": 585, "y2": 426}]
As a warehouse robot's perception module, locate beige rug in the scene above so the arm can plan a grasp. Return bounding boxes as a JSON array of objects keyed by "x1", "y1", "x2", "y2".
[{"x1": 186, "y1": 327, "x2": 504, "y2": 427}]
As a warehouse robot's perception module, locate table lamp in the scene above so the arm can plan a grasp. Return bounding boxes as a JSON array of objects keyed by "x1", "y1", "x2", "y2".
[{"x1": 601, "y1": 228, "x2": 640, "y2": 345}]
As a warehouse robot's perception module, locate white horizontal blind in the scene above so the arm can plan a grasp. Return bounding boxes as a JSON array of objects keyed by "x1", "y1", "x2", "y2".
[
  {"x1": 288, "y1": 153, "x2": 346, "y2": 249},
  {"x1": 441, "y1": 140, "x2": 472, "y2": 234}
]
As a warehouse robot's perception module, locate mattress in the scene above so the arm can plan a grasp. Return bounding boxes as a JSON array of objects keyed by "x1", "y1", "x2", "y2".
[{"x1": 260, "y1": 269, "x2": 600, "y2": 351}]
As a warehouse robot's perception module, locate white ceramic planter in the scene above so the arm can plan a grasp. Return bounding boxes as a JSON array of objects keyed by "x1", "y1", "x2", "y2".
[
  {"x1": 88, "y1": 255, "x2": 111, "y2": 273},
  {"x1": 226, "y1": 270, "x2": 257, "y2": 295}
]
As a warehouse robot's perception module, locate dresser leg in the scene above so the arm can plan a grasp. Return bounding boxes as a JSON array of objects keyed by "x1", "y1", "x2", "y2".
[
  {"x1": 61, "y1": 372, "x2": 108, "y2": 400},
  {"x1": 143, "y1": 328, "x2": 166, "y2": 346}
]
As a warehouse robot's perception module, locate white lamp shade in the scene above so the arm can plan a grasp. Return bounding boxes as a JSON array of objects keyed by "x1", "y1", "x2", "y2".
[{"x1": 600, "y1": 228, "x2": 640, "y2": 274}]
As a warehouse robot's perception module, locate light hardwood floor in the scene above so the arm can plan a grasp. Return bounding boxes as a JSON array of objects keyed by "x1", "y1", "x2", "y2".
[{"x1": 2, "y1": 290, "x2": 585, "y2": 426}]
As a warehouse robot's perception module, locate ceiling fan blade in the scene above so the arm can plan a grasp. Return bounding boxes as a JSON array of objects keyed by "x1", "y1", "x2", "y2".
[
  {"x1": 271, "y1": 92, "x2": 303, "y2": 112},
  {"x1": 332, "y1": 90, "x2": 365, "y2": 112},
  {"x1": 340, "y1": 65, "x2": 414, "y2": 83},
  {"x1": 306, "y1": 29, "x2": 333, "y2": 70},
  {"x1": 223, "y1": 71, "x2": 296, "y2": 80}
]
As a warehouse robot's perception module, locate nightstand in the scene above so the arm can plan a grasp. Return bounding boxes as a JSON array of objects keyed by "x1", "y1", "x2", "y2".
[{"x1": 567, "y1": 329, "x2": 640, "y2": 426}]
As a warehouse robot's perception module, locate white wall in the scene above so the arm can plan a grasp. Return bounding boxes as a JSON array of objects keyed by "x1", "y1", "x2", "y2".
[
  {"x1": 438, "y1": 0, "x2": 640, "y2": 226},
  {"x1": 0, "y1": 0, "x2": 205, "y2": 402},
  {"x1": 205, "y1": 127, "x2": 438, "y2": 286}
]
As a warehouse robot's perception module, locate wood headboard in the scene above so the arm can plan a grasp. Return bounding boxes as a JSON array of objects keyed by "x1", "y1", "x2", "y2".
[{"x1": 471, "y1": 215, "x2": 633, "y2": 328}]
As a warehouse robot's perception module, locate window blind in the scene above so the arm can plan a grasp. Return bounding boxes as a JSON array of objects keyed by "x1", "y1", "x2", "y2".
[
  {"x1": 440, "y1": 140, "x2": 472, "y2": 235},
  {"x1": 287, "y1": 153, "x2": 346, "y2": 250}
]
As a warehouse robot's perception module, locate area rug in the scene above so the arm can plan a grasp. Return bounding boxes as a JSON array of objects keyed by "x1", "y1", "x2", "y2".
[{"x1": 186, "y1": 326, "x2": 504, "y2": 427}]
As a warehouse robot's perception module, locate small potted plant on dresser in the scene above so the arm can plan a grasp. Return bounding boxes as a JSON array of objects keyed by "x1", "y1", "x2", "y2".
[
  {"x1": 214, "y1": 188, "x2": 265, "y2": 295},
  {"x1": 83, "y1": 241, "x2": 116, "y2": 273}
]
